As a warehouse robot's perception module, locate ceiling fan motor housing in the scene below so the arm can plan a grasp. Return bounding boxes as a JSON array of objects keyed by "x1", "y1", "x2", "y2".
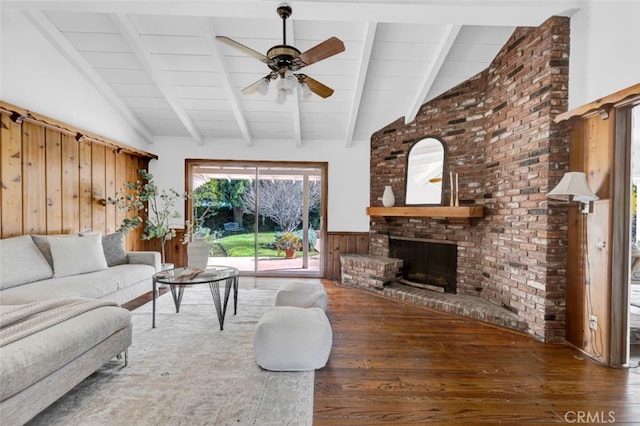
[{"x1": 267, "y1": 45, "x2": 302, "y2": 75}]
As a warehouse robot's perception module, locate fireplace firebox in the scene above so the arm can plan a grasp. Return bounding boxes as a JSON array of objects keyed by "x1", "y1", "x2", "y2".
[{"x1": 389, "y1": 238, "x2": 457, "y2": 294}]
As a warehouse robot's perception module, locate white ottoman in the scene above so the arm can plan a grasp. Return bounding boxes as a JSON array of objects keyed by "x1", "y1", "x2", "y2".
[
  {"x1": 253, "y1": 306, "x2": 332, "y2": 371},
  {"x1": 274, "y1": 281, "x2": 328, "y2": 311}
]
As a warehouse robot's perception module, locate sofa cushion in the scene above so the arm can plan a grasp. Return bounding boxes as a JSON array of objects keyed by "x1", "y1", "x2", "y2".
[
  {"x1": 49, "y1": 233, "x2": 108, "y2": 278},
  {"x1": 102, "y1": 231, "x2": 128, "y2": 267},
  {"x1": 0, "y1": 236, "x2": 53, "y2": 290},
  {"x1": 0, "y1": 264, "x2": 155, "y2": 305}
]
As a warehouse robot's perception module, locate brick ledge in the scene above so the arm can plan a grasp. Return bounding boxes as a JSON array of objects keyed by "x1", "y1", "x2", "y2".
[{"x1": 372, "y1": 282, "x2": 528, "y2": 332}]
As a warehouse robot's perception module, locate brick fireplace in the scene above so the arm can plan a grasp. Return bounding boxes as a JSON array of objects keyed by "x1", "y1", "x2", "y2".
[{"x1": 358, "y1": 16, "x2": 571, "y2": 342}]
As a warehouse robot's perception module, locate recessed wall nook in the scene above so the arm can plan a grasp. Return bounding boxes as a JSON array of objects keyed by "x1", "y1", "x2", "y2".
[{"x1": 342, "y1": 16, "x2": 571, "y2": 341}]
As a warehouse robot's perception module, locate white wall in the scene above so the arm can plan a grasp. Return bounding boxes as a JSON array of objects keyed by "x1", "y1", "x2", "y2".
[
  {"x1": 568, "y1": 1, "x2": 640, "y2": 109},
  {"x1": 0, "y1": 10, "x2": 148, "y2": 149},
  {"x1": 149, "y1": 137, "x2": 371, "y2": 232}
]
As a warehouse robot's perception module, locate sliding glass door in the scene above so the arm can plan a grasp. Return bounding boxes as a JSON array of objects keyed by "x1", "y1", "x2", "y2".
[{"x1": 186, "y1": 160, "x2": 326, "y2": 277}]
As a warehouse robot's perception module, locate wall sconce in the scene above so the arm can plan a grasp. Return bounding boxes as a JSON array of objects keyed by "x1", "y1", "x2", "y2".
[{"x1": 547, "y1": 171, "x2": 599, "y2": 214}]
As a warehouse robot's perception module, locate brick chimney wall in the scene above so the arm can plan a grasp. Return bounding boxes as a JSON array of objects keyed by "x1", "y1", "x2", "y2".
[{"x1": 369, "y1": 16, "x2": 570, "y2": 342}]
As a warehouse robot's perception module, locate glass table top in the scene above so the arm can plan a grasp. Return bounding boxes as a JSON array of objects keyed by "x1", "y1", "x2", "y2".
[{"x1": 153, "y1": 266, "x2": 239, "y2": 285}]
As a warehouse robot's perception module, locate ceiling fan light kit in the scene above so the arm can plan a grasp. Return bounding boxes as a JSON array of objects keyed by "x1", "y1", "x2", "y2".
[
  {"x1": 216, "y1": 3, "x2": 345, "y2": 101},
  {"x1": 298, "y1": 82, "x2": 313, "y2": 99}
]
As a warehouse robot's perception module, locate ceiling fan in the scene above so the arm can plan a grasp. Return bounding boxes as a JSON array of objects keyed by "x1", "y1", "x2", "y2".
[{"x1": 216, "y1": 3, "x2": 345, "y2": 100}]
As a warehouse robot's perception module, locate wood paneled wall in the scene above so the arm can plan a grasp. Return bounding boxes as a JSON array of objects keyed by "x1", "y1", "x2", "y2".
[
  {"x1": 557, "y1": 84, "x2": 640, "y2": 366},
  {"x1": 0, "y1": 102, "x2": 156, "y2": 251},
  {"x1": 563, "y1": 113, "x2": 613, "y2": 364}
]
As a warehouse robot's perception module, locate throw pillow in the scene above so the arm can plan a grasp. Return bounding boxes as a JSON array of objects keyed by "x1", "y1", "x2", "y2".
[
  {"x1": 102, "y1": 231, "x2": 128, "y2": 266},
  {"x1": 32, "y1": 233, "x2": 85, "y2": 269},
  {"x1": 0, "y1": 235, "x2": 54, "y2": 289},
  {"x1": 31, "y1": 234, "x2": 55, "y2": 269},
  {"x1": 49, "y1": 232, "x2": 109, "y2": 278}
]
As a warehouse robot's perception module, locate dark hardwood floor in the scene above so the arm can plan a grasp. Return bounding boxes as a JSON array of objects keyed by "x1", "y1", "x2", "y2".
[
  {"x1": 123, "y1": 279, "x2": 640, "y2": 424},
  {"x1": 315, "y1": 280, "x2": 640, "y2": 425}
]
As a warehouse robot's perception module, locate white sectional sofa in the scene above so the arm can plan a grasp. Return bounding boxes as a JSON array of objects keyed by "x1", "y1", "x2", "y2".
[
  {"x1": 0, "y1": 232, "x2": 160, "y2": 305},
  {"x1": 0, "y1": 232, "x2": 160, "y2": 425}
]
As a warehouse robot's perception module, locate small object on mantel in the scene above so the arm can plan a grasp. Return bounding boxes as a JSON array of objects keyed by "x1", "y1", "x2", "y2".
[{"x1": 381, "y1": 185, "x2": 395, "y2": 207}]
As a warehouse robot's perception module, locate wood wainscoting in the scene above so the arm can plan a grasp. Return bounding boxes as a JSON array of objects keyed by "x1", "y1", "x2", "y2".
[{"x1": 0, "y1": 101, "x2": 156, "y2": 250}]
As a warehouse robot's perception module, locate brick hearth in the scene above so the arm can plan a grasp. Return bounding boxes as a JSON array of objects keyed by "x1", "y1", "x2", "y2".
[
  {"x1": 340, "y1": 254, "x2": 402, "y2": 290},
  {"x1": 341, "y1": 254, "x2": 527, "y2": 331},
  {"x1": 383, "y1": 283, "x2": 527, "y2": 331}
]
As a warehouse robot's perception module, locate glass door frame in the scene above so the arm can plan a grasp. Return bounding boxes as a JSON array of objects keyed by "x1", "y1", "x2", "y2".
[{"x1": 185, "y1": 159, "x2": 328, "y2": 278}]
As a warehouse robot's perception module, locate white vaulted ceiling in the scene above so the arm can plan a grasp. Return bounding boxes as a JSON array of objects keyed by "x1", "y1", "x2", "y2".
[{"x1": 2, "y1": 1, "x2": 580, "y2": 148}]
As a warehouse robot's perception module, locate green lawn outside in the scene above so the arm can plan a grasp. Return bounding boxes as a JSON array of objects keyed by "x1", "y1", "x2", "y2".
[
  {"x1": 217, "y1": 232, "x2": 278, "y2": 257},
  {"x1": 217, "y1": 232, "x2": 317, "y2": 257}
]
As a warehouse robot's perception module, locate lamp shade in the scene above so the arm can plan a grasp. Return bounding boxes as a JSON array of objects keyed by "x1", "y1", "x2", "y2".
[{"x1": 547, "y1": 172, "x2": 599, "y2": 202}]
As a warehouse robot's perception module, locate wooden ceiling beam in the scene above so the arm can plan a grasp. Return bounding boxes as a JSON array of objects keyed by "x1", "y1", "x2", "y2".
[
  {"x1": 202, "y1": 19, "x2": 253, "y2": 146},
  {"x1": 111, "y1": 13, "x2": 204, "y2": 144},
  {"x1": 345, "y1": 22, "x2": 377, "y2": 148}
]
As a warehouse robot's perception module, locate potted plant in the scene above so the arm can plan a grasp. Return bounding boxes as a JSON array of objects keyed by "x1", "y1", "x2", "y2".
[
  {"x1": 182, "y1": 191, "x2": 216, "y2": 243},
  {"x1": 109, "y1": 169, "x2": 185, "y2": 266},
  {"x1": 274, "y1": 232, "x2": 302, "y2": 259}
]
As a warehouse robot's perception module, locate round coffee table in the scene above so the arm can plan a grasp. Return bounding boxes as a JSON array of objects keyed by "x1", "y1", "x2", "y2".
[{"x1": 152, "y1": 266, "x2": 239, "y2": 330}]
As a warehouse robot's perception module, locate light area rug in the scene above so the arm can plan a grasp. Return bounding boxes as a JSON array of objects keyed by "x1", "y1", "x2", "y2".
[{"x1": 27, "y1": 288, "x2": 314, "y2": 426}]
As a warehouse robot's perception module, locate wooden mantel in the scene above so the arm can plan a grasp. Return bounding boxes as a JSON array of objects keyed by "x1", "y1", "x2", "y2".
[{"x1": 366, "y1": 206, "x2": 484, "y2": 218}]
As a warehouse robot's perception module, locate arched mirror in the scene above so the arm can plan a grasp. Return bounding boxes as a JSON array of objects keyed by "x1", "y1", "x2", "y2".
[{"x1": 405, "y1": 137, "x2": 446, "y2": 205}]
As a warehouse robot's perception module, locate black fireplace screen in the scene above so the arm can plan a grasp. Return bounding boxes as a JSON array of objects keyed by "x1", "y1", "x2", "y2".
[{"x1": 389, "y1": 238, "x2": 457, "y2": 293}]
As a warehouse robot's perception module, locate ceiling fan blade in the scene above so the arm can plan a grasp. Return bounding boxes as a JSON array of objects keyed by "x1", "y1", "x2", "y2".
[
  {"x1": 216, "y1": 36, "x2": 270, "y2": 64},
  {"x1": 297, "y1": 37, "x2": 345, "y2": 67},
  {"x1": 300, "y1": 75, "x2": 334, "y2": 98}
]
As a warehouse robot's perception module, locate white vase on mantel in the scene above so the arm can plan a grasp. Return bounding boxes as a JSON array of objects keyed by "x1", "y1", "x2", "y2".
[{"x1": 382, "y1": 185, "x2": 395, "y2": 207}]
